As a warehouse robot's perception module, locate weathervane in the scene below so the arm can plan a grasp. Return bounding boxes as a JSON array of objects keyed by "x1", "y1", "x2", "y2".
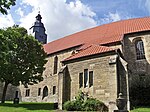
[{"x1": 38, "y1": 7, "x2": 40, "y2": 14}]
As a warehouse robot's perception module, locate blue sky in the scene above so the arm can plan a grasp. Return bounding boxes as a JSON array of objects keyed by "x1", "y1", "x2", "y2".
[{"x1": 0, "y1": 0, "x2": 150, "y2": 42}]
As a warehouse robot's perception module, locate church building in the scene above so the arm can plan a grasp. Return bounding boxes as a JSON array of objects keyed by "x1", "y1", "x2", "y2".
[{"x1": 18, "y1": 14, "x2": 150, "y2": 111}]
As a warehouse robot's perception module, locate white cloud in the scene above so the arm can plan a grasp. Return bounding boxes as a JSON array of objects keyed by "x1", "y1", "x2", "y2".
[
  {"x1": 108, "y1": 12, "x2": 121, "y2": 21},
  {"x1": 19, "y1": 0, "x2": 97, "y2": 42},
  {"x1": 99, "y1": 12, "x2": 131, "y2": 25},
  {"x1": 100, "y1": 12, "x2": 121, "y2": 24},
  {"x1": 15, "y1": 8, "x2": 24, "y2": 17},
  {"x1": 0, "y1": 14, "x2": 15, "y2": 28}
]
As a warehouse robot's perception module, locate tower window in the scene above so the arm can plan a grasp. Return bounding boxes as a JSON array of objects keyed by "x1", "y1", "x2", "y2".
[
  {"x1": 54, "y1": 56, "x2": 58, "y2": 74},
  {"x1": 135, "y1": 40, "x2": 145, "y2": 60}
]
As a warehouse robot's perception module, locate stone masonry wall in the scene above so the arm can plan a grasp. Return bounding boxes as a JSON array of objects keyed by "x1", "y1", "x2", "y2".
[
  {"x1": 65, "y1": 53, "x2": 118, "y2": 107},
  {"x1": 0, "y1": 83, "x2": 18, "y2": 101},
  {"x1": 19, "y1": 43, "x2": 122, "y2": 105},
  {"x1": 123, "y1": 32, "x2": 150, "y2": 87},
  {"x1": 20, "y1": 47, "x2": 78, "y2": 102},
  {"x1": 123, "y1": 32, "x2": 150, "y2": 106}
]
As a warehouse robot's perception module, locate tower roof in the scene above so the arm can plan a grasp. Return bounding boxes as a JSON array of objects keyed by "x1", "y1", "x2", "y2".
[
  {"x1": 44, "y1": 17, "x2": 150, "y2": 55},
  {"x1": 36, "y1": 14, "x2": 42, "y2": 22},
  {"x1": 30, "y1": 13, "x2": 47, "y2": 44}
]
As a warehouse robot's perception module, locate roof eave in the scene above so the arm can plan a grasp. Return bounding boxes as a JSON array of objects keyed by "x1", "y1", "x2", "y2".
[{"x1": 62, "y1": 49, "x2": 117, "y2": 63}]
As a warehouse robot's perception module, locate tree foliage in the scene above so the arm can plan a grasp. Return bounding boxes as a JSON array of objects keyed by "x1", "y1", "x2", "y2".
[
  {"x1": 0, "y1": 0, "x2": 16, "y2": 15},
  {"x1": 130, "y1": 78, "x2": 150, "y2": 107},
  {"x1": 0, "y1": 26, "x2": 47, "y2": 103}
]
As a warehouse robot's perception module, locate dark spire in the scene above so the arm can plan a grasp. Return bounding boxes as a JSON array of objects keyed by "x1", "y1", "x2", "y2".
[
  {"x1": 36, "y1": 13, "x2": 42, "y2": 22},
  {"x1": 30, "y1": 12, "x2": 47, "y2": 44}
]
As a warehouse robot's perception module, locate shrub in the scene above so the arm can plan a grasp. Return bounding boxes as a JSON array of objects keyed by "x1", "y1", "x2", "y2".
[
  {"x1": 63, "y1": 101, "x2": 76, "y2": 111},
  {"x1": 83, "y1": 98, "x2": 108, "y2": 111},
  {"x1": 130, "y1": 82, "x2": 150, "y2": 107},
  {"x1": 63, "y1": 98, "x2": 83, "y2": 110},
  {"x1": 63, "y1": 91, "x2": 108, "y2": 111}
]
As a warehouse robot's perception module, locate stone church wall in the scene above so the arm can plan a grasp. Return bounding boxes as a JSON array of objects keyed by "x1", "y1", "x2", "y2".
[
  {"x1": 64, "y1": 52, "x2": 119, "y2": 107},
  {"x1": 123, "y1": 32, "x2": 150, "y2": 87},
  {"x1": 19, "y1": 43, "x2": 124, "y2": 105},
  {"x1": 20, "y1": 47, "x2": 78, "y2": 102},
  {"x1": 123, "y1": 31, "x2": 150, "y2": 106},
  {"x1": 0, "y1": 83, "x2": 18, "y2": 101}
]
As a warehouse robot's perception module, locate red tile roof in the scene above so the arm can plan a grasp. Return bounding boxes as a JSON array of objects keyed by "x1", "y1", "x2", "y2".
[
  {"x1": 44, "y1": 17, "x2": 150, "y2": 54},
  {"x1": 63, "y1": 44, "x2": 115, "y2": 61}
]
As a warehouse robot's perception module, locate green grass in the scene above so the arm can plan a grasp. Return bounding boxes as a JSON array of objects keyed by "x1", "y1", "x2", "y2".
[
  {"x1": 0, "y1": 102, "x2": 55, "y2": 112},
  {"x1": 131, "y1": 107, "x2": 150, "y2": 112},
  {"x1": 1, "y1": 102, "x2": 150, "y2": 112}
]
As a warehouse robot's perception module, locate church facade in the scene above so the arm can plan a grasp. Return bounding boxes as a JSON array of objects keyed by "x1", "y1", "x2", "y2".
[
  {"x1": 2, "y1": 14, "x2": 150, "y2": 111},
  {"x1": 19, "y1": 15, "x2": 150, "y2": 111}
]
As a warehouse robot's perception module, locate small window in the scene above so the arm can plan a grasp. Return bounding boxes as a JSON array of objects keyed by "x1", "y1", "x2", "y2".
[
  {"x1": 54, "y1": 56, "x2": 58, "y2": 74},
  {"x1": 135, "y1": 40, "x2": 145, "y2": 60},
  {"x1": 43, "y1": 86, "x2": 48, "y2": 98},
  {"x1": 38, "y1": 88, "x2": 41, "y2": 96},
  {"x1": 72, "y1": 51, "x2": 75, "y2": 55},
  {"x1": 53, "y1": 86, "x2": 56, "y2": 95},
  {"x1": 84, "y1": 69, "x2": 88, "y2": 87},
  {"x1": 79, "y1": 73, "x2": 83, "y2": 88},
  {"x1": 79, "y1": 69, "x2": 94, "y2": 88},
  {"x1": 89, "y1": 71, "x2": 93, "y2": 87},
  {"x1": 25, "y1": 89, "x2": 30, "y2": 97}
]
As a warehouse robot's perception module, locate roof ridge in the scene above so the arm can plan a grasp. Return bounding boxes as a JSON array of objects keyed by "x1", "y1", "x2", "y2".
[
  {"x1": 63, "y1": 44, "x2": 116, "y2": 62},
  {"x1": 46, "y1": 16, "x2": 150, "y2": 45}
]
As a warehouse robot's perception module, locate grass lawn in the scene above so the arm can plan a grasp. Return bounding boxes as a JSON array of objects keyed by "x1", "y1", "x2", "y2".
[
  {"x1": 0, "y1": 102, "x2": 55, "y2": 112},
  {"x1": 131, "y1": 107, "x2": 150, "y2": 112},
  {"x1": 1, "y1": 102, "x2": 150, "y2": 112}
]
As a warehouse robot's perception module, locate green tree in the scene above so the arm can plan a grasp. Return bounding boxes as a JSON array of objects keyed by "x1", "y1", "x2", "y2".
[
  {"x1": 0, "y1": 26, "x2": 47, "y2": 103},
  {"x1": 0, "y1": 0, "x2": 16, "y2": 14}
]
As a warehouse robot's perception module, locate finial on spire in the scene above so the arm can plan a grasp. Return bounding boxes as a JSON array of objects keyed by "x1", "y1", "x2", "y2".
[
  {"x1": 38, "y1": 7, "x2": 40, "y2": 14},
  {"x1": 35, "y1": 8, "x2": 42, "y2": 22}
]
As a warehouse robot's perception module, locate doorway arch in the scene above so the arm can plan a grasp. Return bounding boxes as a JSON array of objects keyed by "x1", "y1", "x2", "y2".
[{"x1": 42, "y1": 86, "x2": 48, "y2": 99}]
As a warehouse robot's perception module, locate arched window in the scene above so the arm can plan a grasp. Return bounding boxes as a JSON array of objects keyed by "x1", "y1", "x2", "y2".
[
  {"x1": 54, "y1": 56, "x2": 58, "y2": 74},
  {"x1": 135, "y1": 40, "x2": 145, "y2": 60},
  {"x1": 43, "y1": 86, "x2": 48, "y2": 98}
]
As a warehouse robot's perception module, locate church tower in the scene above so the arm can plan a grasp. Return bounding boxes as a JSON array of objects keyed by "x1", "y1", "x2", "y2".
[{"x1": 30, "y1": 13, "x2": 47, "y2": 44}]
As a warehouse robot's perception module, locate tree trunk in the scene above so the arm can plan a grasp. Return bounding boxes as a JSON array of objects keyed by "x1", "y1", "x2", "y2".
[{"x1": 1, "y1": 82, "x2": 9, "y2": 103}]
